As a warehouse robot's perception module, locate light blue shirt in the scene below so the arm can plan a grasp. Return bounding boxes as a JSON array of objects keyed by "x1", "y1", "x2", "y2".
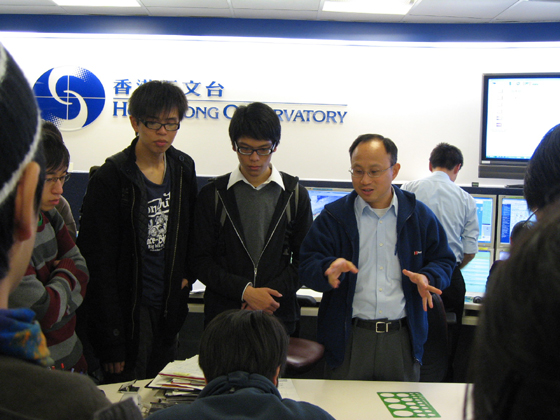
[
  {"x1": 401, "y1": 171, "x2": 479, "y2": 263},
  {"x1": 352, "y1": 189, "x2": 406, "y2": 321}
]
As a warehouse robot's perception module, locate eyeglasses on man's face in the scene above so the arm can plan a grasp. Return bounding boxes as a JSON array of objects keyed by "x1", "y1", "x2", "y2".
[
  {"x1": 45, "y1": 173, "x2": 71, "y2": 185},
  {"x1": 349, "y1": 165, "x2": 394, "y2": 179},
  {"x1": 236, "y1": 144, "x2": 274, "y2": 156},
  {"x1": 140, "y1": 119, "x2": 180, "y2": 131}
]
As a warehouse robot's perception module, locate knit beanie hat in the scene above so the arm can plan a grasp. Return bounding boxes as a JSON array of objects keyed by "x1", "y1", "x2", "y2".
[{"x1": 0, "y1": 44, "x2": 42, "y2": 208}]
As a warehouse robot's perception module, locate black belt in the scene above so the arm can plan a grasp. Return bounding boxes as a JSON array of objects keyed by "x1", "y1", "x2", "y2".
[{"x1": 352, "y1": 317, "x2": 407, "y2": 333}]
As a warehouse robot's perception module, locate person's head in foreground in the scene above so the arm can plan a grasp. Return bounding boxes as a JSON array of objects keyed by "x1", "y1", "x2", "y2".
[
  {"x1": 469, "y1": 200, "x2": 560, "y2": 420},
  {"x1": 147, "y1": 309, "x2": 336, "y2": 420},
  {"x1": 199, "y1": 309, "x2": 288, "y2": 385},
  {"x1": 0, "y1": 44, "x2": 44, "y2": 300},
  {"x1": 524, "y1": 123, "x2": 560, "y2": 220}
]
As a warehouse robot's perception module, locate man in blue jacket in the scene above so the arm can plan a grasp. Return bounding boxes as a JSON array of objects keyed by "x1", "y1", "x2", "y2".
[{"x1": 300, "y1": 134, "x2": 455, "y2": 382}]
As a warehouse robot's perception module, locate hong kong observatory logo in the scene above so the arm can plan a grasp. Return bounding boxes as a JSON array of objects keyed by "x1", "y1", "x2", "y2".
[{"x1": 33, "y1": 66, "x2": 106, "y2": 131}]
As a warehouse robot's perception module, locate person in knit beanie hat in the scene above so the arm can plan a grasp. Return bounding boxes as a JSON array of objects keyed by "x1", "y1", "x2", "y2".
[
  {"x1": 0, "y1": 44, "x2": 130, "y2": 420},
  {"x1": 0, "y1": 44, "x2": 44, "y2": 280}
]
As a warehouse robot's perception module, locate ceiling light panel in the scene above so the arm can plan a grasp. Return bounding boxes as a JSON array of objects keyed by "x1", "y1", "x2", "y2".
[{"x1": 53, "y1": 0, "x2": 140, "y2": 6}]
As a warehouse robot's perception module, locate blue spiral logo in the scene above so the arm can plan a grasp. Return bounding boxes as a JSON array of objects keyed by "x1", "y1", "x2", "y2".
[{"x1": 33, "y1": 66, "x2": 106, "y2": 131}]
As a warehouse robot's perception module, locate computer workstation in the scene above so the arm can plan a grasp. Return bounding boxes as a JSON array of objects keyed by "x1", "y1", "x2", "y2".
[{"x1": 461, "y1": 193, "x2": 536, "y2": 323}]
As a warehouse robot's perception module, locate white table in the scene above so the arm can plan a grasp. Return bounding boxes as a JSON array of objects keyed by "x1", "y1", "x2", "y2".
[
  {"x1": 100, "y1": 378, "x2": 472, "y2": 419},
  {"x1": 293, "y1": 379, "x2": 471, "y2": 420}
]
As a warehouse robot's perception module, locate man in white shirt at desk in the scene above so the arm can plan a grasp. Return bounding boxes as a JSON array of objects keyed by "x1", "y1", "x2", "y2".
[
  {"x1": 401, "y1": 143, "x2": 478, "y2": 379},
  {"x1": 401, "y1": 143, "x2": 479, "y2": 326}
]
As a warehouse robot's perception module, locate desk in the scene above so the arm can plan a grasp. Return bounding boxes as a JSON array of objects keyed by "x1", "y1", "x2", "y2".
[
  {"x1": 189, "y1": 283, "x2": 322, "y2": 316},
  {"x1": 463, "y1": 301, "x2": 483, "y2": 326},
  {"x1": 100, "y1": 378, "x2": 471, "y2": 420}
]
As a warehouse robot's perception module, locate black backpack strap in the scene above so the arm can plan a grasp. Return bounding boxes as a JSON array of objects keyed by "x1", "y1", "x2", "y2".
[
  {"x1": 215, "y1": 187, "x2": 227, "y2": 228},
  {"x1": 285, "y1": 182, "x2": 299, "y2": 225}
]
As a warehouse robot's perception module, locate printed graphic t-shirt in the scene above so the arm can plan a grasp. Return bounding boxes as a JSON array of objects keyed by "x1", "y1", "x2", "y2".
[{"x1": 142, "y1": 169, "x2": 171, "y2": 309}]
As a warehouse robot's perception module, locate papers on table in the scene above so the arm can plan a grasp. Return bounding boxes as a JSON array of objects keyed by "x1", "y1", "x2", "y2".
[
  {"x1": 147, "y1": 355, "x2": 301, "y2": 401},
  {"x1": 278, "y1": 378, "x2": 301, "y2": 401},
  {"x1": 147, "y1": 356, "x2": 205, "y2": 391}
]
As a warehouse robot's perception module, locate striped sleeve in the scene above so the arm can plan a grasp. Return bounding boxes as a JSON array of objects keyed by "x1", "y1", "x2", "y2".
[{"x1": 8, "y1": 209, "x2": 89, "y2": 329}]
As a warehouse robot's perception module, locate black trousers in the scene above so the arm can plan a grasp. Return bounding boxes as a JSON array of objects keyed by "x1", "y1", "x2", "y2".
[
  {"x1": 441, "y1": 266, "x2": 465, "y2": 325},
  {"x1": 441, "y1": 266, "x2": 465, "y2": 380}
]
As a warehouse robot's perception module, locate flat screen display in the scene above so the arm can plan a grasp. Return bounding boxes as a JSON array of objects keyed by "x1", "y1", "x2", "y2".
[
  {"x1": 479, "y1": 73, "x2": 560, "y2": 179},
  {"x1": 472, "y1": 194, "x2": 496, "y2": 246},
  {"x1": 497, "y1": 195, "x2": 535, "y2": 245},
  {"x1": 307, "y1": 187, "x2": 352, "y2": 220},
  {"x1": 461, "y1": 248, "x2": 493, "y2": 296}
]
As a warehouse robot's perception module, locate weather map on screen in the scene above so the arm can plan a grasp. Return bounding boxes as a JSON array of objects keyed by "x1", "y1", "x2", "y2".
[{"x1": 307, "y1": 188, "x2": 351, "y2": 220}]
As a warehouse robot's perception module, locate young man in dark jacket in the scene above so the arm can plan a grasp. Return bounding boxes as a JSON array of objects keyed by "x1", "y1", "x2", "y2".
[
  {"x1": 300, "y1": 134, "x2": 455, "y2": 382},
  {"x1": 190, "y1": 102, "x2": 312, "y2": 335},
  {"x1": 77, "y1": 81, "x2": 197, "y2": 383}
]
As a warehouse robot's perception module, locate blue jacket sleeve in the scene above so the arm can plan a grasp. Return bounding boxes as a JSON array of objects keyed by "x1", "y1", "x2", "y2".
[{"x1": 299, "y1": 211, "x2": 346, "y2": 293}]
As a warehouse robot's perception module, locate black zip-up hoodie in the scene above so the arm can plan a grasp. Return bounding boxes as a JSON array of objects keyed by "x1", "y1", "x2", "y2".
[
  {"x1": 77, "y1": 138, "x2": 197, "y2": 366},
  {"x1": 190, "y1": 171, "x2": 312, "y2": 334}
]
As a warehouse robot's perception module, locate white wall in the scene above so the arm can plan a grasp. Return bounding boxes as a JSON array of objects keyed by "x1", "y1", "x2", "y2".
[{"x1": 3, "y1": 32, "x2": 560, "y2": 187}]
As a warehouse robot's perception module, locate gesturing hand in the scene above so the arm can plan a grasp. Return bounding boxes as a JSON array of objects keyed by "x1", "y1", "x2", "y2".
[
  {"x1": 402, "y1": 269, "x2": 442, "y2": 311},
  {"x1": 324, "y1": 258, "x2": 359, "y2": 289}
]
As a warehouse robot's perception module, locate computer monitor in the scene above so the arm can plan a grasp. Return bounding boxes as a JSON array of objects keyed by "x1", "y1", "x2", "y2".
[
  {"x1": 497, "y1": 195, "x2": 535, "y2": 246},
  {"x1": 478, "y1": 73, "x2": 560, "y2": 179},
  {"x1": 461, "y1": 248, "x2": 494, "y2": 297},
  {"x1": 496, "y1": 248, "x2": 510, "y2": 261},
  {"x1": 471, "y1": 194, "x2": 496, "y2": 247},
  {"x1": 307, "y1": 187, "x2": 352, "y2": 220}
]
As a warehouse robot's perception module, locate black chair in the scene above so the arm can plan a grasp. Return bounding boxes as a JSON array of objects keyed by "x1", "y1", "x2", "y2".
[{"x1": 420, "y1": 292, "x2": 449, "y2": 382}]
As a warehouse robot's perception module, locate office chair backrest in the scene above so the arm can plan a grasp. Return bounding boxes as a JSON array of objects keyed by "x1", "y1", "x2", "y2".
[{"x1": 420, "y1": 292, "x2": 449, "y2": 382}]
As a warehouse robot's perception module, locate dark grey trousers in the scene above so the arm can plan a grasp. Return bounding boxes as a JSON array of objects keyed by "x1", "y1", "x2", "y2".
[
  {"x1": 134, "y1": 304, "x2": 178, "y2": 380},
  {"x1": 326, "y1": 322, "x2": 420, "y2": 382}
]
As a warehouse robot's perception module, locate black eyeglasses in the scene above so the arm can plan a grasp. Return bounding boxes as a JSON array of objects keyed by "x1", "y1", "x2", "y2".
[
  {"x1": 140, "y1": 119, "x2": 180, "y2": 131},
  {"x1": 236, "y1": 145, "x2": 274, "y2": 156},
  {"x1": 349, "y1": 166, "x2": 394, "y2": 179},
  {"x1": 45, "y1": 174, "x2": 71, "y2": 185}
]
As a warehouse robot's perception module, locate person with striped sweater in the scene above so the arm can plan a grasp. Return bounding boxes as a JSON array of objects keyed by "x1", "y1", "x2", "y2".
[{"x1": 9, "y1": 121, "x2": 88, "y2": 372}]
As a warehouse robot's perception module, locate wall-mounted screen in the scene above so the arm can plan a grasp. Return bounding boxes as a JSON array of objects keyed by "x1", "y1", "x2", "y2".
[
  {"x1": 471, "y1": 194, "x2": 496, "y2": 247},
  {"x1": 497, "y1": 195, "x2": 535, "y2": 246},
  {"x1": 307, "y1": 187, "x2": 352, "y2": 220},
  {"x1": 462, "y1": 248, "x2": 494, "y2": 296},
  {"x1": 479, "y1": 73, "x2": 560, "y2": 179}
]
